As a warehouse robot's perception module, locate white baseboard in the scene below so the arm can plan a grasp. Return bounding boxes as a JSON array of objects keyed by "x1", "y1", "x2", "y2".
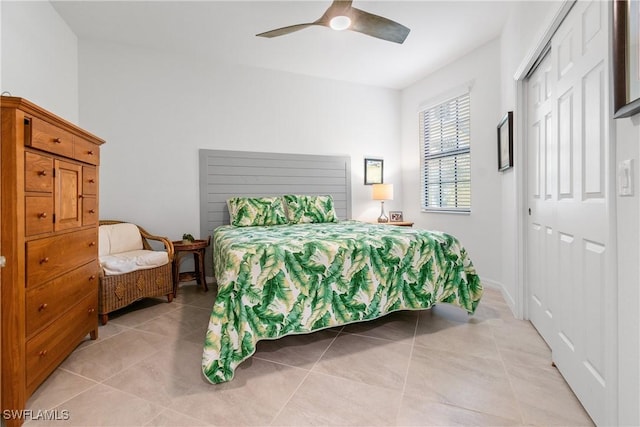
[{"x1": 480, "y1": 276, "x2": 518, "y2": 318}]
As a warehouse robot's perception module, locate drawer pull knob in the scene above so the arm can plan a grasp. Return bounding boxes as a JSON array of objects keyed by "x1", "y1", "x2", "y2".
[
  {"x1": 39, "y1": 350, "x2": 48, "y2": 357},
  {"x1": 38, "y1": 212, "x2": 48, "y2": 219},
  {"x1": 88, "y1": 179, "x2": 95, "y2": 183},
  {"x1": 52, "y1": 138, "x2": 61, "y2": 143},
  {"x1": 89, "y1": 209, "x2": 96, "y2": 214},
  {"x1": 89, "y1": 241, "x2": 96, "y2": 247},
  {"x1": 89, "y1": 275, "x2": 96, "y2": 281},
  {"x1": 88, "y1": 308, "x2": 95, "y2": 314},
  {"x1": 38, "y1": 170, "x2": 47, "y2": 176},
  {"x1": 38, "y1": 303, "x2": 48, "y2": 311},
  {"x1": 88, "y1": 150, "x2": 94, "y2": 155},
  {"x1": 40, "y1": 257, "x2": 49, "y2": 264},
  {"x1": 78, "y1": 194, "x2": 83, "y2": 199}
]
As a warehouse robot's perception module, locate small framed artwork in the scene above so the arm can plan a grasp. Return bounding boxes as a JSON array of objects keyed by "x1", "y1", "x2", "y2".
[
  {"x1": 389, "y1": 211, "x2": 403, "y2": 222},
  {"x1": 364, "y1": 158, "x2": 383, "y2": 185},
  {"x1": 613, "y1": 0, "x2": 640, "y2": 118},
  {"x1": 497, "y1": 111, "x2": 514, "y2": 172}
]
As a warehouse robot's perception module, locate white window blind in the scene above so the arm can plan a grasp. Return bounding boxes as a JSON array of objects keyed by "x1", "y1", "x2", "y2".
[{"x1": 419, "y1": 92, "x2": 471, "y2": 212}]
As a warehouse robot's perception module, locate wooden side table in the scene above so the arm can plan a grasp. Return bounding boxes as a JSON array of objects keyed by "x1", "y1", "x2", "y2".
[
  {"x1": 172, "y1": 236, "x2": 210, "y2": 297},
  {"x1": 386, "y1": 221, "x2": 414, "y2": 227},
  {"x1": 370, "y1": 221, "x2": 414, "y2": 227}
]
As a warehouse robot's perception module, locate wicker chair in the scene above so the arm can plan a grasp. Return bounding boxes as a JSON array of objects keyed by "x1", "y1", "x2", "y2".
[{"x1": 98, "y1": 220, "x2": 175, "y2": 325}]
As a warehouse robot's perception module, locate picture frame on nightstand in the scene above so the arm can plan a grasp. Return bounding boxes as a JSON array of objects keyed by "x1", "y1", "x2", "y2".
[{"x1": 389, "y1": 211, "x2": 403, "y2": 222}]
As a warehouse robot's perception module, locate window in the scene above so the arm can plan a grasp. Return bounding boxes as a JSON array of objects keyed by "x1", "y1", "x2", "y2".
[{"x1": 419, "y1": 92, "x2": 471, "y2": 212}]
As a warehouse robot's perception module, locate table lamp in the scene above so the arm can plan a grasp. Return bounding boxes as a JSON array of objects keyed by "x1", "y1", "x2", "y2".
[{"x1": 372, "y1": 183, "x2": 394, "y2": 223}]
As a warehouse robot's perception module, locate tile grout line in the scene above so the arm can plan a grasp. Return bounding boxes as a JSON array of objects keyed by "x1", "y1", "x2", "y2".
[
  {"x1": 58, "y1": 330, "x2": 174, "y2": 390},
  {"x1": 25, "y1": 381, "x2": 101, "y2": 418},
  {"x1": 493, "y1": 324, "x2": 527, "y2": 426},
  {"x1": 392, "y1": 311, "x2": 420, "y2": 425},
  {"x1": 267, "y1": 327, "x2": 344, "y2": 426}
]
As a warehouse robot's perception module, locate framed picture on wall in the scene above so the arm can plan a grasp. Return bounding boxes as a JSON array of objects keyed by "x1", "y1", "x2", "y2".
[
  {"x1": 364, "y1": 158, "x2": 383, "y2": 185},
  {"x1": 497, "y1": 111, "x2": 514, "y2": 172},
  {"x1": 613, "y1": 0, "x2": 640, "y2": 118}
]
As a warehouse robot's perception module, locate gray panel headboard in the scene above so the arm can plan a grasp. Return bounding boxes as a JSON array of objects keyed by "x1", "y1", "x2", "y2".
[{"x1": 199, "y1": 149, "x2": 352, "y2": 244}]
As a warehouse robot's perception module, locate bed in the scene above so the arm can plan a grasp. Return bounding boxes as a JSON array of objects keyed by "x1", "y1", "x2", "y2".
[{"x1": 201, "y1": 195, "x2": 482, "y2": 384}]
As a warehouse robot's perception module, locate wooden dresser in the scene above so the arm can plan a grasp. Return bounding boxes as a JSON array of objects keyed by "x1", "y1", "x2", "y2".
[{"x1": 1, "y1": 97, "x2": 105, "y2": 426}]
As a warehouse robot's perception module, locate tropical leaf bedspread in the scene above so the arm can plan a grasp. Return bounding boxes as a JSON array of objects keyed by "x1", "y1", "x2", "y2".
[{"x1": 203, "y1": 220, "x2": 482, "y2": 383}]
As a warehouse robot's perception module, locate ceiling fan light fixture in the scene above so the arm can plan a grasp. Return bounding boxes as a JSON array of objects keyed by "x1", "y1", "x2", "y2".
[{"x1": 329, "y1": 15, "x2": 351, "y2": 31}]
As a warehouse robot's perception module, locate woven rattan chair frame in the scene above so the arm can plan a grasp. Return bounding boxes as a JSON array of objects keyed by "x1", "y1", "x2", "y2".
[{"x1": 98, "y1": 220, "x2": 175, "y2": 325}]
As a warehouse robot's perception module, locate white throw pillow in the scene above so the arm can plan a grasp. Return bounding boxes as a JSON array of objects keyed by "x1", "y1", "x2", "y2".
[{"x1": 102, "y1": 223, "x2": 144, "y2": 255}]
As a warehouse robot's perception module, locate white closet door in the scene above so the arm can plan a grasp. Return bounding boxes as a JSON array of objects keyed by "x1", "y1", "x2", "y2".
[{"x1": 526, "y1": 1, "x2": 613, "y2": 425}]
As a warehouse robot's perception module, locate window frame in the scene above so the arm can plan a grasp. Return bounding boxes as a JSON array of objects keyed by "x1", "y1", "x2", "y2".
[{"x1": 419, "y1": 91, "x2": 471, "y2": 214}]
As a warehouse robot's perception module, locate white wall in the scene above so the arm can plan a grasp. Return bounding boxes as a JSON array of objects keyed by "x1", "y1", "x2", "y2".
[
  {"x1": 400, "y1": 39, "x2": 502, "y2": 287},
  {"x1": 0, "y1": 1, "x2": 79, "y2": 122},
  {"x1": 77, "y1": 39, "x2": 402, "y2": 241},
  {"x1": 498, "y1": 1, "x2": 561, "y2": 311}
]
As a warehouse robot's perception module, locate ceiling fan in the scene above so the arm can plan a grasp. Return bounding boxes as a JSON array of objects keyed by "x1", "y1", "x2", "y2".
[{"x1": 256, "y1": 0, "x2": 410, "y2": 44}]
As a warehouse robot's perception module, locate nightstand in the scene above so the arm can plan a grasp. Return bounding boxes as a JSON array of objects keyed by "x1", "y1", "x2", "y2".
[
  {"x1": 172, "y1": 236, "x2": 211, "y2": 296},
  {"x1": 369, "y1": 221, "x2": 414, "y2": 227},
  {"x1": 383, "y1": 221, "x2": 414, "y2": 227}
]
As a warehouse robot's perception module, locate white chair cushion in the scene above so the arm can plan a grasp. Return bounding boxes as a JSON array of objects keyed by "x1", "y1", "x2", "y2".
[
  {"x1": 99, "y1": 249, "x2": 169, "y2": 275},
  {"x1": 98, "y1": 226, "x2": 111, "y2": 257},
  {"x1": 99, "y1": 223, "x2": 143, "y2": 256}
]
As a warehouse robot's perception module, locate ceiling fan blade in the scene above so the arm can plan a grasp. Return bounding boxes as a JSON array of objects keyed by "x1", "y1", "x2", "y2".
[
  {"x1": 256, "y1": 23, "x2": 317, "y2": 38},
  {"x1": 349, "y1": 7, "x2": 410, "y2": 44}
]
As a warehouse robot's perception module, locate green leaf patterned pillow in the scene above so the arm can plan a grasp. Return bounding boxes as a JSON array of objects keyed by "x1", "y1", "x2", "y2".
[
  {"x1": 283, "y1": 194, "x2": 338, "y2": 224},
  {"x1": 227, "y1": 197, "x2": 288, "y2": 227}
]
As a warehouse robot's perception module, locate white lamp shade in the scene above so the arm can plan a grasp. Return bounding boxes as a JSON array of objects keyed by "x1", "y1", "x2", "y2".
[{"x1": 372, "y1": 183, "x2": 394, "y2": 201}]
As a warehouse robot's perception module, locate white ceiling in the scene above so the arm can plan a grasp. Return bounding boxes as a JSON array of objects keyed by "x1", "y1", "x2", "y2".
[{"x1": 51, "y1": 0, "x2": 510, "y2": 89}]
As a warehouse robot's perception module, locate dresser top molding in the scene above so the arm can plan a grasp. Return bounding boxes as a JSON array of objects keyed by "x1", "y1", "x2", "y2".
[{"x1": 0, "y1": 96, "x2": 105, "y2": 146}]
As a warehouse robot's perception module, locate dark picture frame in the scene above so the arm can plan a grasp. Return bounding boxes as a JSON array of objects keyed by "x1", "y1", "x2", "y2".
[
  {"x1": 389, "y1": 211, "x2": 403, "y2": 222},
  {"x1": 364, "y1": 158, "x2": 383, "y2": 185},
  {"x1": 497, "y1": 111, "x2": 514, "y2": 172},
  {"x1": 613, "y1": 0, "x2": 640, "y2": 118}
]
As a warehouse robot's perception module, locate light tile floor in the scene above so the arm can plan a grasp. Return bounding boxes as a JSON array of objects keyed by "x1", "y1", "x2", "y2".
[{"x1": 24, "y1": 284, "x2": 594, "y2": 426}]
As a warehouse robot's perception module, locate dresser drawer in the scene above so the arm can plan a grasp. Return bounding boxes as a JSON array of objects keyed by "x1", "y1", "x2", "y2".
[
  {"x1": 25, "y1": 292, "x2": 98, "y2": 394},
  {"x1": 83, "y1": 166, "x2": 98, "y2": 195},
  {"x1": 28, "y1": 117, "x2": 74, "y2": 158},
  {"x1": 25, "y1": 152, "x2": 53, "y2": 193},
  {"x1": 25, "y1": 195, "x2": 54, "y2": 236},
  {"x1": 82, "y1": 196, "x2": 98, "y2": 226},
  {"x1": 26, "y1": 228, "x2": 98, "y2": 286},
  {"x1": 26, "y1": 261, "x2": 99, "y2": 338},
  {"x1": 75, "y1": 137, "x2": 100, "y2": 165}
]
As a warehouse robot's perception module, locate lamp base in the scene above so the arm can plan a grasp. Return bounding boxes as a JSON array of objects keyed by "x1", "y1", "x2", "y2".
[{"x1": 377, "y1": 201, "x2": 388, "y2": 223}]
